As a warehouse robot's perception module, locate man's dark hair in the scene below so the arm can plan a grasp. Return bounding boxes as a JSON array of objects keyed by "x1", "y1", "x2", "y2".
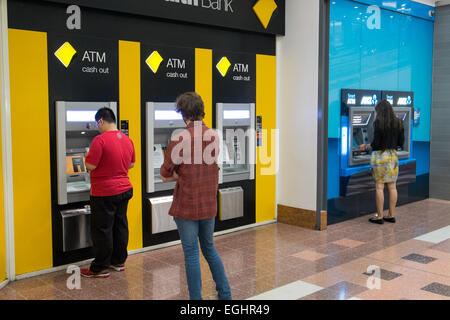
[
  {"x1": 175, "y1": 92, "x2": 205, "y2": 121},
  {"x1": 95, "y1": 107, "x2": 116, "y2": 124}
]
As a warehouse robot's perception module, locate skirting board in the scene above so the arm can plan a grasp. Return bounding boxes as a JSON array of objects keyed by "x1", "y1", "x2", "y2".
[
  {"x1": 0, "y1": 279, "x2": 9, "y2": 291},
  {"x1": 277, "y1": 204, "x2": 327, "y2": 231}
]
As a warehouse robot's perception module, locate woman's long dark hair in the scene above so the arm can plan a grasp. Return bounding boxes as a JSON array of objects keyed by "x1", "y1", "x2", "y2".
[{"x1": 374, "y1": 100, "x2": 403, "y2": 146}]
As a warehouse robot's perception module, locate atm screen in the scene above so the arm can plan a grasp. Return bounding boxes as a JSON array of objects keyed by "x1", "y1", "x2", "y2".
[
  {"x1": 66, "y1": 110, "x2": 97, "y2": 122},
  {"x1": 66, "y1": 155, "x2": 86, "y2": 174},
  {"x1": 223, "y1": 110, "x2": 250, "y2": 120},
  {"x1": 352, "y1": 113, "x2": 372, "y2": 126},
  {"x1": 154, "y1": 110, "x2": 182, "y2": 121},
  {"x1": 396, "y1": 112, "x2": 407, "y2": 121}
]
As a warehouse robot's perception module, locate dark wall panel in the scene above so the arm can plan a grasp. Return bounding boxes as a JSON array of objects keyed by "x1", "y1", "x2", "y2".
[{"x1": 430, "y1": 5, "x2": 450, "y2": 201}]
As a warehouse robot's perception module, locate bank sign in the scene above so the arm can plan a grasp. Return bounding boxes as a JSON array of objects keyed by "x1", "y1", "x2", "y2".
[{"x1": 42, "y1": 0, "x2": 285, "y2": 35}]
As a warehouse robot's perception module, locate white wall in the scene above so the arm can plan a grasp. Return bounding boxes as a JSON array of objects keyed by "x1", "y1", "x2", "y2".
[{"x1": 276, "y1": 0, "x2": 320, "y2": 211}]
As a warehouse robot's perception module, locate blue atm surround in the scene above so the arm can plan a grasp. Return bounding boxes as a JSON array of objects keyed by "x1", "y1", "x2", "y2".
[{"x1": 340, "y1": 89, "x2": 416, "y2": 197}]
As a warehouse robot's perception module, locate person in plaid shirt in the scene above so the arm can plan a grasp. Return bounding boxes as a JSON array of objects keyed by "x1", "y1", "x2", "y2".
[{"x1": 160, "y1": 92, "x2": 231, "y2": 300}]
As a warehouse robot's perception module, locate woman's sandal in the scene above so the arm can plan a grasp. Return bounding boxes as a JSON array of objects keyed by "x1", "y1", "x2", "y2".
[{"x1": 383, "y1": 216, "x2": 396, "y2": 223}]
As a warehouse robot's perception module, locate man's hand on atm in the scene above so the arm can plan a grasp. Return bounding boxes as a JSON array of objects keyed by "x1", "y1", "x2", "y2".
[
  {"x1": 85, "y1": 162, "x2": 96, "y2": 171},
  {"x1": 161, "y1": 170, "x2": 179, "y2": 182}
]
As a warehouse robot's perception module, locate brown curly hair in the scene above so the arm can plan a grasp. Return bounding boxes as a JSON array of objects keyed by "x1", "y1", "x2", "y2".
[{"x1": 175, "y1": 92, "x2": 205, "y2": 121}]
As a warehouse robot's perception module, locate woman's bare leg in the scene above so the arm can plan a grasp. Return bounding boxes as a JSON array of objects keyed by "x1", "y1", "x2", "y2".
[
  {"x1": 375, "y1": 183, "x2": 385, "y2": 219},
  {"x1": 387, "y1": 182, "x2": 397, "y2": 217}
]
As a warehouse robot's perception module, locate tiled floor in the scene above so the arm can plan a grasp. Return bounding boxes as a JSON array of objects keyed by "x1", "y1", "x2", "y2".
[{"x1": 0, "y1": 198, "x2": 449, "y2": 300}]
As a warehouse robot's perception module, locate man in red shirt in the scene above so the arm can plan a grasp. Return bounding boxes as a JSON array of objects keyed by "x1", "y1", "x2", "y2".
[
  {"x1": 81, "y1": 107, "x2": 135, "y2": 278},
  {"x1": 160, "y1": 92, "x2": 231, "y2": 300}
]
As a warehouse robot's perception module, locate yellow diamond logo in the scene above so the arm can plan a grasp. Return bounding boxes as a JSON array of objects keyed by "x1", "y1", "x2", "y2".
[
  {"x1": 253, "y1": 0, "x2": 278, "y2": 29},
  {"x1": 146, "y1": 51, "x2": 164, "y2": 74},
  {"x1": 54, "y1": 42, "x2": 77, "y2": 68},
  {"x1": 216, "y1": 57, "x2": 231, "y2": 77}
]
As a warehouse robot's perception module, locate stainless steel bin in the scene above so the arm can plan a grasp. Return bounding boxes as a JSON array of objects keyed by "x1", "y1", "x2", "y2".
[
  {"x1": 219, "y1": 187, "x2": 244, "y2": 221},
  {"x1": 61, "y1": 207, "x2": 93, "y2": 252}
]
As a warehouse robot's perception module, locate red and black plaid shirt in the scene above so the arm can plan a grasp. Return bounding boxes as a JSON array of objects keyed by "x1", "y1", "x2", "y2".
[{"x1": 160, "y1": 121, "x2": 219, "y2": 220}]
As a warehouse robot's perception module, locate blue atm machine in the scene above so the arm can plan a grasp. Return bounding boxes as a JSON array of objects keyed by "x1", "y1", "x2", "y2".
[{"x1": 340, "y1": 89, "x2": 416, "y2": 197}]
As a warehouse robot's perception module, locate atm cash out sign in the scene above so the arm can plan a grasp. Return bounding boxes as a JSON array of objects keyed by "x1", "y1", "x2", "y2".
[
  {"x1": 54, "y1": 41, "x2": 110, "y2": 74},
  {"x1": 146, "y1": 50, "x2": 189, "y2": 79},
  {"x1": 216, "y1": 57, "x2": 251, "y2": 82}
]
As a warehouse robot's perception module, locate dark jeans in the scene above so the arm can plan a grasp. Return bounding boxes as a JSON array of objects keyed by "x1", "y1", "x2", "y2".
[{"x1": 89, "y1": 188, "x2": 133, "y2": 273}]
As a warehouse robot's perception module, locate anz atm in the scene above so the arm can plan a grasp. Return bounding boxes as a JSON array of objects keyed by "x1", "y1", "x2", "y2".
[
  {"x1": 340, "y1": 89, "x2": 416, "y2": 197},
  {"x1": 55, "y1": 101, "x2": 117, "y2": 253}
]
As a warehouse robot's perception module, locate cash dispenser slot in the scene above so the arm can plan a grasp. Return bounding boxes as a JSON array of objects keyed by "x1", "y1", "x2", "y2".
[
  {"x1": 61, "y1": 207, "x2": 93, "y2": 252},
  {"x1": 148, "y1": 196, "x2": 177, "y2": 234},
  {"x1": 219, "y1": 187, "x2": 244, "y2": 221}
]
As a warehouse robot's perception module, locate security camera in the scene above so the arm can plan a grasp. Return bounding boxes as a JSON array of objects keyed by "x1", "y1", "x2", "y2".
[{"x1": 429, "y1": 10, "x2": 435, "y2": 17}]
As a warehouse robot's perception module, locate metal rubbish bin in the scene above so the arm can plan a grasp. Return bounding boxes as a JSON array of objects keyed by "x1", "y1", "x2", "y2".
[
  {"x1": 61, "y1": 206, "x2": 93, "y2": 252},
  {"x1": 218, "y1": 187, "x2": 244, "y2": 221}
]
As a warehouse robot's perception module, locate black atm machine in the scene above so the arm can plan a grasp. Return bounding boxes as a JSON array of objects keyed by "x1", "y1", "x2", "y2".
[{"x1": 340, "y1": 89, "x2": 379, "y2": 196}]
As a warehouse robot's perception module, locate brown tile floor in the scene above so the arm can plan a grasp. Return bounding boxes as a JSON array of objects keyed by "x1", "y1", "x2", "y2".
[{"x1": 1, "y1": 198, "x2": 449, "y2": 300}]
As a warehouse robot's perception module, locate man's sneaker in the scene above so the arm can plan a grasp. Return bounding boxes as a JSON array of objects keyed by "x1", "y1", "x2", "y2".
[
  {"x1": 109, "y1": 264, "x2": 125, "y2": 272},
  {"x1": 80, "y1": 268, "x2": 110, "y2": 278}
]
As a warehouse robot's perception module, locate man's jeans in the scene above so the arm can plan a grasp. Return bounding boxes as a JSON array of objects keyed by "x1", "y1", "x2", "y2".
[{"x1": 174, "y1": 217, "x2": 232, "y2": 300}]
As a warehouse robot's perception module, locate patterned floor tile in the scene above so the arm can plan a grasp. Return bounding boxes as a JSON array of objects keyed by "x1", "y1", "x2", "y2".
[
  {"x1": 401, "y1": 253, "x2": 438, "y2": 264},
  {"x1": 363, "y1": 268, "x2": 402, "y2": 281},
  {"x1": 332, "y1": 238, "x2": 366, "y2": 248},
  {"x1": 421, "y1": 282, "x2": 450, "y2": 298},
  {"x1": 326, "y1": 281, "x2": 368, "y2": 297},
  {"x1": 0, "y1": 199, "x2": 449, "y2": 300},
  {"x1": 431, "y1": 239, "x2": 450, "y2": 253},
  {"x1": 292, "y1": 250, "x2": 328, "y2": 262}
]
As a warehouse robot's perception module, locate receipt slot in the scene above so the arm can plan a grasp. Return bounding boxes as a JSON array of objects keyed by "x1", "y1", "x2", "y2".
[
  {"x1": 216, "y1": 103, "x2": 255, "y2": 184},
  {"x1": 56, "y1": 101, "x2": 117, "y2": 205},
  {"x1": 146, "y1": 102, "x2": 186, "y2": 193}
]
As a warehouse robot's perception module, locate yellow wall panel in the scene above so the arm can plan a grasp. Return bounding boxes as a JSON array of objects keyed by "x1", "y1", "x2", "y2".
[
  {"x1": 8, "y1": 29, "x2": 53, "y2": 274},
  {"x1": 195, "y1": 48, "x2": 213, "y2": 127},
  {"x1": 119, "y1": 40, "x2": 143, "y2": 251},
  {"x1": 256, "y1": 54, "x2": 277, "y2": 223}
]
